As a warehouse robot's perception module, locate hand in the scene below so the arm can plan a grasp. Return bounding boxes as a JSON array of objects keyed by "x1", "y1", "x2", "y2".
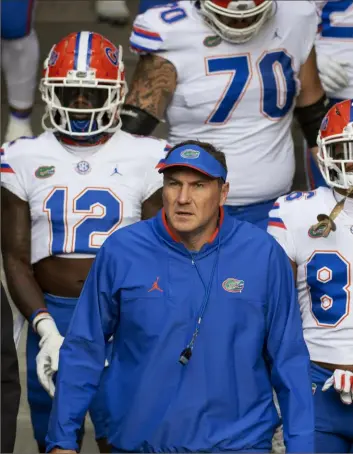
[
  {"x1": 316, "y1": 54, "x2": 350, "y2": 94},
  {"x1": 322, "y1": 369, "x2": 353, "y2": 404},
  {"x1": 35, "y1": 318, "x2": 64, "y2": 397}
]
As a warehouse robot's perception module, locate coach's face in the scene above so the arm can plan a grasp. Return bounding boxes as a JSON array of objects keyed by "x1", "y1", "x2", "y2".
[{"x1": 163, "y1": 167, "x2": 229, "y2": 235}]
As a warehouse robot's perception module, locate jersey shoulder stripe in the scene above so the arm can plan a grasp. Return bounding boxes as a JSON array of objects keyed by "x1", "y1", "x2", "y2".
[
  {"x1": 0, "y1": 147, "x2": 15, "y2": 173},
  {"x1": 132, "y1": 25, "x2": 162, "y2": 42}
]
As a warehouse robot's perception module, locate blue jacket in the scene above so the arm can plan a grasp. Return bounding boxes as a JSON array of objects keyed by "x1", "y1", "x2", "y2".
[{"x1": 46, "y1": 210, "x2": 314, "y2": 453}]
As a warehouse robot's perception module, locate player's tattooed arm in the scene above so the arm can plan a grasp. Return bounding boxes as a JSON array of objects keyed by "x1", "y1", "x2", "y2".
[
  {"x1": 125, "y1": 54, "x2": 177, "y2": 120},
  {"x1": 141, "y1": 188, "x2": 163, "y2": 220},
  {"x1": 1, "y1": 188, "x2": 45, "y2": 320}
]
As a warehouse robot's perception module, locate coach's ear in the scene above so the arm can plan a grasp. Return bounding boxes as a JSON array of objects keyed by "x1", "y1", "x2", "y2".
[{"x1": 219, "y1": 181, "x2": 229, "y2": 206}]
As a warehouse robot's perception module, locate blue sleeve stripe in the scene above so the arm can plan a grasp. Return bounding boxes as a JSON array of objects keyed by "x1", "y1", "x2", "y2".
[
  {"x1": 269, "y1": 217, "x2": 284, "y2": 224},
  {"x1": 268, "y1": 217, "x2": 286, "y2": 229},
  {"x1": 0, "y1": 162, "x2": 15, "y2": 173}
]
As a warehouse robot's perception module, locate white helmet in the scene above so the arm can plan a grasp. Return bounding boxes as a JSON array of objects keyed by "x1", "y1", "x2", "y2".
[
  {"x1": 198, "y1": 0, "x2": 274, "y2": 44},
  {"x1": 317, "y1": 99, "x2": 353, "y2": 190},
  {"x1": 40, "y1": 31, "x2": 127, "y2": 138}
]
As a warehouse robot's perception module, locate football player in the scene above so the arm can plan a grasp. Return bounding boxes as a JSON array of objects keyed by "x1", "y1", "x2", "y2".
[
  {"x1": 95, "y1": 0, "x2": 130, "y2": 25},
  {"x1": 95, "y1": 0, "x2": 171, "y2": 25},
  {"x1": 1, "y1": 31, "x2": 167, "y2": 453},
  {"x1": 121, "y1": 0, "x2": 329, "y2": 230},
  {"x1": 1, "y1": 0, "x2": 39, "y2": 141},
  {"x1": 306, "y1": 0, "x2": 353, "y2": 189},
  {"x1": 268, "y1": 99, "x2": 353, "y2": 453}
]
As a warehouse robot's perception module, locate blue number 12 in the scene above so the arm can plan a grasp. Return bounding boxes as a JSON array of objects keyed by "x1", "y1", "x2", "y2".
[
  {"x1": 44, "y1": 187, "x2": 122, "y2": 254},
  {"x1": 320, "y1": 1, "x2": 353, "y2": 39}
]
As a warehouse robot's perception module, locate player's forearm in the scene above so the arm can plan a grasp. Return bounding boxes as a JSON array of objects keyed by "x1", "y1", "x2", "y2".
[
  {"x1": 3, "y1": 256, "x2": 45, "y2": 320},
  {"x1": 122, "y1": 54, "x2": 177, "y2": 121}
]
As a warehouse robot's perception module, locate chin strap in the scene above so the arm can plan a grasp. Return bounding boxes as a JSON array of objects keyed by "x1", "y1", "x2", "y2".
[{"x1": 310, "y1": 186, "x2": 353, "y2": 238}]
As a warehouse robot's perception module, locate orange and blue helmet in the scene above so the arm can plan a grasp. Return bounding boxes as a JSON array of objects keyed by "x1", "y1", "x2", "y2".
[
  {"x1": 40, "y1": 31, "x2": 127, "y2": 137},
  {"x1": 317, "y1": 99, "x2": 353, "y2": 190}
]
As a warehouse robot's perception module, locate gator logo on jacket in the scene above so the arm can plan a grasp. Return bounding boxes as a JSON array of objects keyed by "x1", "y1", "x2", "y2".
[{"x1": 222, "y1": 278, "x2": 244, "y2": 293}]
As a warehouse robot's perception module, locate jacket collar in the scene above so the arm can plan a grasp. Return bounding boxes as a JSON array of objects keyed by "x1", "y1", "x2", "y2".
[{"x1": 152, "y1": 207, "x2": 235, "y2": 258}]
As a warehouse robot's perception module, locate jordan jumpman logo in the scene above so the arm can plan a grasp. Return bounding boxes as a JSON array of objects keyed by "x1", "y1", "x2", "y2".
[{"x1": 148, "y1": 277, "x2": 163, "y2": 292}]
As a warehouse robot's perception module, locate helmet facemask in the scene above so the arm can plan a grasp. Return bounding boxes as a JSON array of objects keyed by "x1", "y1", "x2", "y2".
[
  {"x1": 318, "y1": 125, "x2": 353, "y2": 190},
  {"x1": 199, "y1": 0, "x2": 274, "y2": 44},
  {"x1": 40, "y1": 69, "x2": 127, "y2": 137}
]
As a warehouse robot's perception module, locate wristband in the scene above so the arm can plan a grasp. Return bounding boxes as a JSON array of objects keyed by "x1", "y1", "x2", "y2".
[
  {"x1": 29, "y1": 308, "x2": 49, "y2": 324},
  {"x1": 32, "y1": 312, "x2": 54, "y2": 333}
]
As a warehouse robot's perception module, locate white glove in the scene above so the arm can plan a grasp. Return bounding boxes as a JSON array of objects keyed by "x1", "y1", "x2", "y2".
[
  {"x1": 322, "y1": 369, "x2": 353, "y2": 405},
  {"x1": 316, "y1": 53, "x2": 350, "y2": 94},
  {"x1": 35, "y1": 316, "x2": 64, "y2": 398}
]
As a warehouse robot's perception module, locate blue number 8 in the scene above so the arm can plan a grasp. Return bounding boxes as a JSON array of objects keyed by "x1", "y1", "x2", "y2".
[
  {"x1": 306, "y1": 251, "x2": 350, "y2": 327},
  {"x1": 44, "y1": 187, "x2": 122, "y2": 254}
]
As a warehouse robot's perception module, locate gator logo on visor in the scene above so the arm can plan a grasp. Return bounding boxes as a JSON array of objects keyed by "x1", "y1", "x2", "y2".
[
  {"x1": 312, "y1": 383, "x2": 317, "y2": 395},
  {"x1": 222, "y1": 278, "x2": 244, "y2": 293},
  {"x1": 180, "y1": 149, "x2": 200, "y2": 159},
  {"x1": 203, "y1": 35, "x2": 222, "y2": 47},
  {"x1": 35, "y1": 166, "x2": 55, "y2": 179}
]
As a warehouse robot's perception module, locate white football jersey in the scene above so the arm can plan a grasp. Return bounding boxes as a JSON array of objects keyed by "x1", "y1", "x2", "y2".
[
  {"x1": 315, "y1": 0, "x2": 353, "y2": 99},
  {"x1": 267, "y1": 186, "x2": 353, "y2": 364},
  {"x1": 130, "y1": 1, "x2": 318, "y2": 206},
  {"x1": 1, "y1": 131, "x2": 168, "y2": 264}
]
